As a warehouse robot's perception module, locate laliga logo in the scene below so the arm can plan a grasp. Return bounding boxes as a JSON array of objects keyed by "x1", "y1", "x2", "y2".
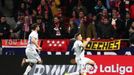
[
  {"x1": 86, "y1": 64, "x2": 133, "y2": 74},
  {"x1": 86, "y1": 64, "x2": 98, "y2": 74},
  {"x1": 100, "y1": 64, "x2": 133, "y2": 74}
]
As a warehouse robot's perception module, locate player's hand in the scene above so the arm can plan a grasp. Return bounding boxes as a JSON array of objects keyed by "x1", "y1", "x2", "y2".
[
  {"x1": 37, "y1": 47, "x2": 42, "y2": 50},
  {"x1": 86, "y1": 37, "x2": 91, "y2": 42}
]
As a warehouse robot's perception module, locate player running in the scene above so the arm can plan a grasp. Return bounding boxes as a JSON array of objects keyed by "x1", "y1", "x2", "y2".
[
  {"x1": 21, "y1": 23, "x2": 42, "y2": 75},
  {"x1": 65, "y1": 33, "x2": 97, "y2": 75}
]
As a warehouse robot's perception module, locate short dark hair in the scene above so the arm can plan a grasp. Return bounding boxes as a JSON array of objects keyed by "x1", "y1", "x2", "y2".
[
  {"x1": 31, "y1": 23, "x2": 39, "y2": 30},
  {"x1": 74, "y1": 32, "x2": 81, "y2": 39}
]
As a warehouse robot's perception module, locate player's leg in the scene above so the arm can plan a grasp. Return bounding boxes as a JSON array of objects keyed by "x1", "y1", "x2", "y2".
[
  {"x1": 21, "y1": 48, "x2": 38, "y2": 66},
  {"x1": 85, "y1": 57, "x2": 97, "y2": 70},
  {"x1": 25, "y1": 50, "x2": 42, "y2": 64},
  {"x1": 23, "y1": 55, "x2": 42, "y2": 75},
  {"x1": 80, "y1": 57, "x2": 91, "y2": 75},
  {"x1": 82, "y1": 57, "x2": 96, "y2": 66},
  {"x1": 35, "y1": 52, "x2": 42, "y2": 64},
  {"x1": 23, "y1": 63, "x2": 33, "y2": 75},
  {"x1": 21, "y1": 57, "x2": 40, "y2": 66},
  {"x1": 22, "y1": 49, "x2": 40, "y2": 75},
  {"x1": 81, "y1": 57, "x2": 97, "y2": 75},
  {"x1": 25, "y1": 49, "x2": 39, "y2": 64},
  {"x1": 64, "y1": 58, "x2": 80, "y2": 75},
  {"x1": 21, "y1": 58, "x2": 26, "y2": 66}
]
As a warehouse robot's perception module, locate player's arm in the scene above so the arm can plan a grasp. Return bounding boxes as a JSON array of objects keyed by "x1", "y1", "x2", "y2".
[{"x1": 31, "y1": 37, "x2": 42, "y2": 50}]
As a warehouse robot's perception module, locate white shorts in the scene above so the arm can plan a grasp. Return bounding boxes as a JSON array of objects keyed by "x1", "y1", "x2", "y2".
[
  {"x1": 75, "y1": 56, "x2": 94, "y2": 73},
  {"x1": 25, "y1": 48, "x2": 41, "y2": 62},
  {"x1": 75, "y1": 56, "x2": 93, "y2": 65}
]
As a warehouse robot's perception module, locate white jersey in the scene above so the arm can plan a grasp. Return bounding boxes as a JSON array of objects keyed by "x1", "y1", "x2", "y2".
[
  {"x1": 27, "y1": 31, "x2": 38, "y2": 50},
  {"x1": 72, "y1": 40, "x2": 85, "y2": 58}
]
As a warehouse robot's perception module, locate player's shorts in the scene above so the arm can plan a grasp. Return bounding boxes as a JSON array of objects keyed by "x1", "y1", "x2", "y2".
[
  {"x1": 80, "y1": 57, "x2": 94, "y2": 65},
  {"x1": 75, "y1": 56, "x2": 93, "y2": 65},
  {"x1": 25, "y1": 48, "x2": 41, "y2": 62},
  {"x1": 75, "y1": 56, "x2": 95, "y2": 73}
]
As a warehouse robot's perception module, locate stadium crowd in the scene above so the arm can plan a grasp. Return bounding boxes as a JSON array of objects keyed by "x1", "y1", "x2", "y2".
[{"x1": 0, "y1": 0, "x2": 134, "y2": 40}]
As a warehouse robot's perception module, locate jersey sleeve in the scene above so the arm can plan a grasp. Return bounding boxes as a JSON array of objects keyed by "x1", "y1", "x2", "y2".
[
  {"x1": 30, "y1": 32, "x2": 38, "y2": 39},
  {"x1": 73, "y1": 41, "x2": 83, "y2": 49}
]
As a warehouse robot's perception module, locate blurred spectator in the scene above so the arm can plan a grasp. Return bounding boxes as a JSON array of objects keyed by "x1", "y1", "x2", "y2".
[
  {"x1": 51, "y1": 1, "x2": 59, "y2": 16},
  {"x1": 91, "y1": 14, "x2": 98, "y2": 27},
  {"x1": 23, "y1": 16, "x2": 31, "y2": 39},
  {"x1": 81, "y1": 0, "x2": 96, "y2": 14},
  {"x1": 0, "y1": 16, "x2": 11, "y2": 39},
  {"x1": 125, "y1": 12, "x2": 132, "y2": 29},
  {"x1": 30, "y1": 0, "x2": 41, "y2": 10},
  {"x1": 70, "y1": 10, "x2": 79, "y2": 27},
  {"x1": 31, "y1": 9, "x2": 38, "y2": 23},
  {"x1": 37, "y1": 0, "x2": 51, "y2": 17},
  {"x1": 129, "y1": 32, "x2": 134, "y2": 46},
  {"x1": 13, "y1": 15, "x2": 25, "y2": 39},
  {"x1": 61, "y1": 0, "x2": 78, "y2": 17},
  {"x1": 52, "y1": 16, "x2": 67, "y2": 38},
  {"x1": 111, "y1": 9, "x2": 125, "y2": 38},
  {"x1": 97, "y1": 9, "x2": 111, "y2": 22},
  {"x1": 55, "y1": 0, "x2": 61, "y2": 6},
  {"x1": 17, "y1": 1, "x2": 30, "y2": 16},
  {"x1": 129, "y1": 21, "x2": 134, "y2": 36},
  {"x1": 130, "y1": 1, "x2": 134, "y2": 20},
  {"x1": 37, "y1": 0, "x2": 53, "y2": 23},
  {"x1": 18, "y1": 2, "x2": 26, "y2": 15},
  {"x1": 43, "y1": 11, "x2": 53, "y2": 38},
  {"x1": 70, "y1": 10, "x2": 79, "y2": 22},
  {"x1": 109, "y1": 0, "x2": 116, "y2": 9},
  {"x1": 124, "y1": 12, "x2": 133, "y2": 38},
  {"x1": 117, "y1": 0, "x2": 126, "y2": 20},
  {"x1": 80, "y1": 16, "x2": 97, "y2": 39},
  {"x1": 111, "y1": 10, "x2": 125, "y2": 38},
  {"x1": 55, "y1": 8, "x2": 64, "y2": 21},
  {"x1": 73, "y1": 0, "x2": 87, "y2": 15},
  {"x1": 79, "y1": 10, "x2": 85, "y2": 19},
  {"x1": 75, "y1": 11, "x2": 85, "y2": 29},
  {"x1": 109, "y1": 0, "x2": 126, "y2": 20},
  {"x1": 96, "y1": 16, "x2": 113, "y2": 39},
  {"x1": 67, "y1": 19, "x2": 78, "y2": 38},
  {"x1": 36, "y1": 16, "x2": 45, "y2": 39},
  {"x1": 94, "y1": 0, "x2": 106, "y2": 14},
  {"x1": 1, "y1": 0, "x2": 133, "y2": 40},
  {"x1": 102, "y1": 9, "x2": 109, "y2": 18}
]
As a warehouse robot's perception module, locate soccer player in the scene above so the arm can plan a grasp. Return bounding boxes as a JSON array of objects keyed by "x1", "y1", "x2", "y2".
[
  {"x1": 65, "y1": 33, "x2": 96, "y2": 75},
  {"x1": 21, "y1": 23, "x2": 42, "y2": 75}
]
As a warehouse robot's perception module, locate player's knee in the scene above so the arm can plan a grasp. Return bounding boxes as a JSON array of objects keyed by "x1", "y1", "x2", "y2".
[
  {"x1": 87, "y1": 61, "x2": 95, "y2": 65},
  {"x1": 70, "y1": 59, "x2": 76, "y2": 64},
  {"x1": 91, "y1": 61, "x2": 95, "y2": 64},
  {"x1": 90, "y1": 60, "x2": 95, "y2": 64},
  {"x1": 37, "y1": 60, "x2": 43, "y2": 64}
]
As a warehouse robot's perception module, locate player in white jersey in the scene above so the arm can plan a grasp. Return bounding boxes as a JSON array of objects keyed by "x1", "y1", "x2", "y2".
[
  {"x1": 65, "y1": 33, "x2": 96, "y2": 75},
  {"x1": 21, "y1": 23, "x2": 42, "y2": 75}
]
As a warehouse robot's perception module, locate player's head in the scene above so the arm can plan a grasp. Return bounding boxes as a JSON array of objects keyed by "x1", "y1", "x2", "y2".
[
  {"x1": 74, "y1": 33, "x2": 82, "y2": 41},
  {"x1": 31, "y1": 23, "x2": 40, "y2": 31}
]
